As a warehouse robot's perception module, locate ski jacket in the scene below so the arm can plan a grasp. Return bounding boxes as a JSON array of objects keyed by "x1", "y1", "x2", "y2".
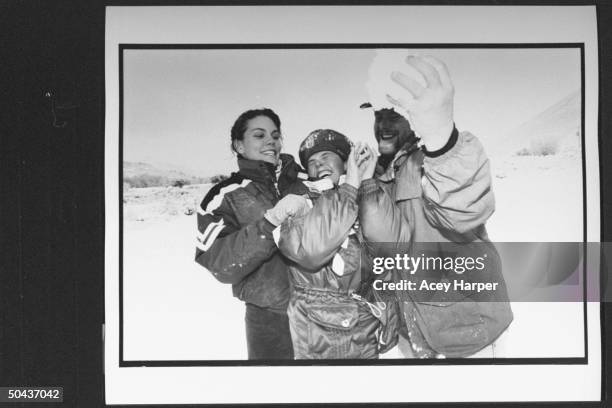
[
  {"x1": 195, "y1": 154, "x2": 308, "y2": 313},
  {"x1": 276, "y1": 183, "x2": 399, "y2": 359},
  {"x1": 359, "y1": 127, "x2": 513, "y2": 357}
]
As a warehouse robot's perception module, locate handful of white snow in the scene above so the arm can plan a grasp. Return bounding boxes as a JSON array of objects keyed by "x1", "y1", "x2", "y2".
[{"x1": 365, "y1": 50, "x2": 427, "y2": 111}]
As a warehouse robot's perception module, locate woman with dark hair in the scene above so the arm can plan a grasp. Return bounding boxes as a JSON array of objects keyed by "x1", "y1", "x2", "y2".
[{"x1": 195, "y1": 108, "x2": 309, "y2": 360}]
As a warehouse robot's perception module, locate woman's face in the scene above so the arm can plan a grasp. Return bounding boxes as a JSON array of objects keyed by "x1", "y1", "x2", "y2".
[
  {"x1": 234, "y1": 115, "x2": 282, "y2": 165},
  {"x1": 307, "y1": 151, "x2": 346, "y2": 186}
]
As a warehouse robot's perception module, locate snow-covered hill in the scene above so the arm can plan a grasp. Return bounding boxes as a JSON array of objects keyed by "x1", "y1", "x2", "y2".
[
  {"x1": 487, "y1": 90, "x2": 583, "y2": 242},
  {"x1": 492, "y1": 90, "x2": 580, "y2": 157}
]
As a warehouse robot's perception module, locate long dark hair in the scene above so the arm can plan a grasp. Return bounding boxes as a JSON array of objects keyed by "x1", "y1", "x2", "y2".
[{"x1": 230, "y1": 108, "x2": 282, "y2": 155}]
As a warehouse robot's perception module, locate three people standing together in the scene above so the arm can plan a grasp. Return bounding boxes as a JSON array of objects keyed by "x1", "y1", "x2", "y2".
[{"x1": 195, "y1": 55, "x2": 512, "y2": 360}]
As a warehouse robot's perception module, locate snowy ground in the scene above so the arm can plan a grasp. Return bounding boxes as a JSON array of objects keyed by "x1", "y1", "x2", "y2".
[
  {"x1": 123, "y1": 211, "x2": 249, "y2": 360},
  {"x1": 487, "y1": 145, "x2": 583, "y2": 242},
  {"x1": 122, "y1": 144, "x2": 586, "y2": 360}
]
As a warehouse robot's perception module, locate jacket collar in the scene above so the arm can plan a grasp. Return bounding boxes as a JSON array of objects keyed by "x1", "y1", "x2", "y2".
[
  {"x1": 237, "y1": 155, "x2": 278, "y2": 184},
  {"x1": 375, "y1": 141, "x2": 424, "y2": 201},
  {"x1": 237, "y1": 153, "x2": 307, "y2": 194},
  {"x1": 375, "y1": 141, "x2": 421, "y2": 182}
]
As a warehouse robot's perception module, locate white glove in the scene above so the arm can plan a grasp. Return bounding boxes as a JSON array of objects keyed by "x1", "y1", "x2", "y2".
[
  {"x1": 386, "y1": 55, "x2": 455, "y2": 151},
  {"x1": 264, "y1": 194, "x2": 310, "y2": 226}
]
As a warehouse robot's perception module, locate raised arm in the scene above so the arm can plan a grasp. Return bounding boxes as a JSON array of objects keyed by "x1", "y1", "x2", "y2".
[
  {"x1": 384, "y1": 55, "x2": 494, "y2": 234},
  {"x1": 421, "y1": 128, "x2": 495, "y2": 233},
  {"x1": 277, "y1": 184, "x2": 358, "y2": 271}
]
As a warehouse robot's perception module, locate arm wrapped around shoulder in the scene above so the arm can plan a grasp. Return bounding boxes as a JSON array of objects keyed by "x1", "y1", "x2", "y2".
[
  {"x1": 421, "y1": 131, "x2": 495, "y2": 233},
  {"x1": 264, "y1": 194, "x2": 311, "y2": 226},
  {"x1": 277, "y1": 185, "x2": 358, "y2": 271}
]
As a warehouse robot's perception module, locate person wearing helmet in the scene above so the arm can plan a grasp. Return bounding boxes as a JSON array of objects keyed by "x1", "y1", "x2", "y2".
[{"x1": 273, "y1": 129, "x2": 398, "y2": 359}]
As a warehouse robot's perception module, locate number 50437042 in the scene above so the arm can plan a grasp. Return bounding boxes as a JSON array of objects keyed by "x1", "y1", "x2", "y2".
[{"x1": 1, "y1": 387, "x2": 63, "y2": 402}]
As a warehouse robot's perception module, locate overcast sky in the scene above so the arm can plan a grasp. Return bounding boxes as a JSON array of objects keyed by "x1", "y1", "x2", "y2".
[{"x1": 123, "y1": 47, "x2": 580, "y2": 176}]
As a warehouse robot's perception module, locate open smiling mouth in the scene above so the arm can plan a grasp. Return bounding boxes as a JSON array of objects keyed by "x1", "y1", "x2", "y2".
[
  {"x1": 317, "y1": 169, "x2": 332, "y2": 179},
  {"x1": 261, "y1": 150, "x2": 278, "y2": 157},
  {"x1": 379, "y1": 132, "x2": 397, "y2": 140}
]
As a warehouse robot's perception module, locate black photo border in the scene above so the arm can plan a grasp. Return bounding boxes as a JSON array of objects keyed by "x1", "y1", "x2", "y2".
[{"x1": 117, "y1": 42, "x2": 590, "y2": 368}]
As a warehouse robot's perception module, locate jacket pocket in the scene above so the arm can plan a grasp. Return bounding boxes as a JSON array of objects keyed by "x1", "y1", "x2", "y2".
[
  {"x1": 306, "y1": 303, "x2": 359, "y2": 358},
  {"x1": 412, "y1": 295, "x2": 488, "y2": 357},
  {"x1": 412, "y1": 284, "x2": 513, "y2": 357}
]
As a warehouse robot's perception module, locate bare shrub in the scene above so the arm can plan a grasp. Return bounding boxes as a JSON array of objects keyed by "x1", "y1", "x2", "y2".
[
  {"x1": 532, "y1": 139, "x2": 558, "y2": 156},
  {"x1": 515, "y1": 138, "x2": 559, "y2": 157},
  {"x1": 172, "y1": 179, "x2": 189, "y2": 188},
  {"x1": 124, "y1": 174, "x2": 168, "y2": 188},
  {"x1": 515, "y1": 148, "x2": 531, "y2": 156},
  {"x1": 209, "y1": 174, "x2": 229, "y2": 184}
]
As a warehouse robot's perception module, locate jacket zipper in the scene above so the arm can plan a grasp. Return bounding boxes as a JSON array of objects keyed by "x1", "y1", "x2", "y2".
[{"x1": 350, "y1": 292, "x2": 385, "y2": 318}]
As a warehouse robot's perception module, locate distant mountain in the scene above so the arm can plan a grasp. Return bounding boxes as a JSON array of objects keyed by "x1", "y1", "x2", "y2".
[
  {"x1": 123, "y1": 161, "x2": 217, "y2": 188},
  {"x1": 493, "y1": 90, "x2": 581, "y2": 156}
]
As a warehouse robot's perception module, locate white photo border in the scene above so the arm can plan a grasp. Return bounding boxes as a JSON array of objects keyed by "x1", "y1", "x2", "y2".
[{"x1": 105, "y1": 5, "x2": 601, "y2": 404}]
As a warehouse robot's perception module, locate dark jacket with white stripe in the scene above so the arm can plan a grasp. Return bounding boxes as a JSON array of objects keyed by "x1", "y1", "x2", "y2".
[{"x1": 195, "y1": 154, "x2": 308, "y2": 313}]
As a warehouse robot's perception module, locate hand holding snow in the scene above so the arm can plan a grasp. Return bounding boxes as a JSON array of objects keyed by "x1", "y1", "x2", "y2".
[
  {"x1": 366, "y1": 52, "x2": 455, "y2": 151},
  {"x1": 365, "y1": 50, "x2": 415, "y2": 111}
]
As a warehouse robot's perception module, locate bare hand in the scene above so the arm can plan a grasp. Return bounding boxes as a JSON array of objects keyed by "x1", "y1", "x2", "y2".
[
  {"x1": 354, "y1": 142, "x2": 369, "y2": 168},
  {"x1": 386, "y1": 55, "x2": 454, "y2": 151},
  {"x1": 344, "y1": 146, "x2": 361, "y2": 190},
  {"x1": 358, "y1": 144, "x2": 378, "y2": 181}
]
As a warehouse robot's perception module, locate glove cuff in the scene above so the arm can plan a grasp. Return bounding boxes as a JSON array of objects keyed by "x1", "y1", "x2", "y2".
[{"x1": 263, "y1": 210, "x2": 282, "y2": 227}]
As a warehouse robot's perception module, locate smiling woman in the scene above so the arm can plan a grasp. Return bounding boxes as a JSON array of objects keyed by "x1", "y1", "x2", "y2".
[
  {"x1": 231, "y1": 110, "x2": 283, "y2": 165},
  {"x1": 194, "y1": 108, "x2": 311, "y2": 360},
  {"x1": 300, "y1": 129, "x2": 352, "y2": 185},
  {"x1": 307, "y1": 150, "x2": 345, "y2": 185}
]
